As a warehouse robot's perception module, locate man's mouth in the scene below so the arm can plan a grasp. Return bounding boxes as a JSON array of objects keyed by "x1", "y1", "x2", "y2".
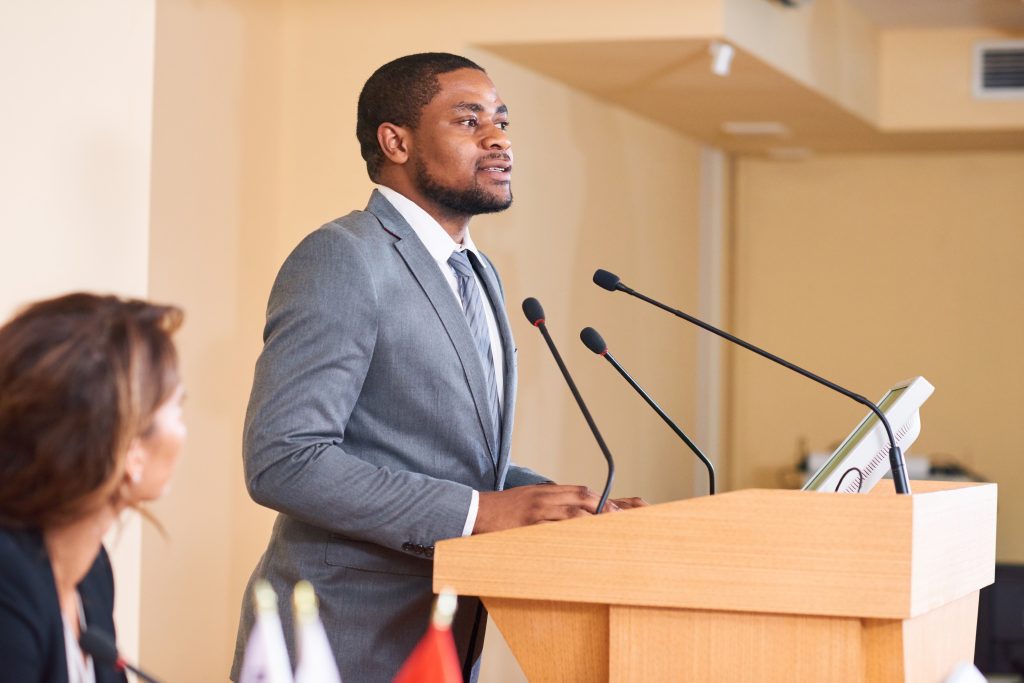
[{"x1": 478, "y1": 156, "x2": 512, "y2": 176}]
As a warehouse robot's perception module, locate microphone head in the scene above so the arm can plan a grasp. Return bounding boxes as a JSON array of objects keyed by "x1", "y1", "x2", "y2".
[
  {"x1": 79, "y1": 628, "x2": 119, "y2": 666},
  {"x1": 580, "y1": 327, "x2": 608, "y2": 355},
  {"x1": 593, "y1": 269, "x2": 622, "y2": 292},
  {"x1": 522, "y1": 297, "x2": 546, "y2": 326}
]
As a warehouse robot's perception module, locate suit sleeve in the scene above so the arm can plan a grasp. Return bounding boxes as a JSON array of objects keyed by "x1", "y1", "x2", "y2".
[
  {"x1": 243, "y1": 228, "x2": 473, "y2": 553},
  {"x1": 503, "y1": 464, "x2": 553, "y2": 488},
  {"x1": 0, "y1": 546, "x2": 50, "y2": 681},
  {"x1": 0, "y1": 595, "x2": 46, "y2": 681}
]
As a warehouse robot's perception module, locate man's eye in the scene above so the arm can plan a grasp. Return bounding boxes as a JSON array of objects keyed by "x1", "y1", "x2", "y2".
[
  {"x1": 497, "y1": 121, "x2": 511, "y2": 130},
  {"x1": 460, "y1": 119, "x2": 478, "y2": 127}
]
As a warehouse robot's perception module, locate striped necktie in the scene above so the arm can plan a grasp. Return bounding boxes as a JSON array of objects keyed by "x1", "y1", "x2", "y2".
[{"x1": 447, "y1": 250, "x2": 501, "y2": 454}]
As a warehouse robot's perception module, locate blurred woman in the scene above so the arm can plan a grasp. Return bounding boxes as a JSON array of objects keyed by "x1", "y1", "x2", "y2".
[{"x1": 0, "y1": 293, "x2": 185, "y2": 682}]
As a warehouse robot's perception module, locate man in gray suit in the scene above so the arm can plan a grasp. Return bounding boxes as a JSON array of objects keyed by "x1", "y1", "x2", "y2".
[{"x1": 231, "y1": 53, "x2": 641, "y2": 682}]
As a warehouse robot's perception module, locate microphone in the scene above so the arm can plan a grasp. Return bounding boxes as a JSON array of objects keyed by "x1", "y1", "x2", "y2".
[
  {"x1": 522, "y1": 297, "x2": 615, "y2": 513},
  {"x1": 580, "y1": 326, "x2": 715, "y2": 495},
  {"x1": 592, "y1": 268, "x2": 911, "y2": 495},
  {"x1": 80, "y1": 628, "x2": 163, "y2": 683}
]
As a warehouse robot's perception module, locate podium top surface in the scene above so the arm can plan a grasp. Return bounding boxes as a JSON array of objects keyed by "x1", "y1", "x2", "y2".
[{"x1": 433, "y1": 480, "x2": 996, "y2": 619}]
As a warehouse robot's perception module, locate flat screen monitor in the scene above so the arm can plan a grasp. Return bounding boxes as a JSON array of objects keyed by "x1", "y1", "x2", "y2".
[{"x1": 802, "y1": 376, "x2": 934, "y2": 494}]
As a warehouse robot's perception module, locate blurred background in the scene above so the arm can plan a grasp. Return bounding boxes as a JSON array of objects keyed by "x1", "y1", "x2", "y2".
[{"x1": 2, "y1": 0, "x2": 1023, "y2": 680}]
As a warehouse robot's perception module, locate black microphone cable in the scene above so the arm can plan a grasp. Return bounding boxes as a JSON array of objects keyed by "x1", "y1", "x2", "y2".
[
  {"x1": 592, "y1": 268, "x2": 911, "y2": 495},
  {"x1": 80, "y1": 628, "x2": 163, "y2": 683},
  {"x1": 522, "y1": 297, "x2": 615, "y2": 514},
  {"x1": 580, "y1": 326, "x2": 715, "y2": 495}
]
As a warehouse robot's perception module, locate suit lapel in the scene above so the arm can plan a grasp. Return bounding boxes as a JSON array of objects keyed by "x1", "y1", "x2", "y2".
[{"x1": 367, "y1": 192, "x2": 500, "y2": 469}]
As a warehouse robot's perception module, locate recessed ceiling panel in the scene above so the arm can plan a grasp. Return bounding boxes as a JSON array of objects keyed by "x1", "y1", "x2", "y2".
[
  {"x1": 847, "y1": 0, "x2": 1024, "y2": 29},
  {"x1": 483, "y1": 37, "x2": 1024, "y2": 154}
]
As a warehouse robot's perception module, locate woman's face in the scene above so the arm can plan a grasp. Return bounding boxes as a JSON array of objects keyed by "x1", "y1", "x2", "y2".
[{"x1": 131, "y1": 384, "x2": 187, "y2": 500}]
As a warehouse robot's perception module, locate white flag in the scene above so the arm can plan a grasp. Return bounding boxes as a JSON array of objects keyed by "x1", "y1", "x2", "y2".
[
  {"x1": 239, "y1": 580, "x2": 294, "y2": 683},
  {"x1": 293, "y1": 581, "x2": 342, "y2": 683}
]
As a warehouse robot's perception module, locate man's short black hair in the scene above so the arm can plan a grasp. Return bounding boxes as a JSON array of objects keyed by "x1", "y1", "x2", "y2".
[{"x1": 356, "y1": 52, "x2": 485, "y2": 181}]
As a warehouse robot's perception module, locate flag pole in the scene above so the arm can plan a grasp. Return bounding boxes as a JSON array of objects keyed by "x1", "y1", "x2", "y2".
[{"x1": 432, "y1": 587, "x2": 458, "y2": 630}]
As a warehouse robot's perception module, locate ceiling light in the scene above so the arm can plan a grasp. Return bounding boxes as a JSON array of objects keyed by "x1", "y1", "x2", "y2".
[
  {"x1": 766, "y1": 146, "x2": 813, "y2": 161},
  {"x1": 721, "y1": 121, "x2": 791, "y2": 137},
  {"x1": 709, "y1": 41, "x2": 735, "y2": 77}
]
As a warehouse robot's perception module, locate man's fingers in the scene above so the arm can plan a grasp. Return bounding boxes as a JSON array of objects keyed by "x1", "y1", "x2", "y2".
[
  {"x1": 600, "y1": 500, "x2": 622, "y2": 513},
  {"x1": 538, "y1": 485, "x2": 600, "y2": 512},
  {"x1": 478, "y1": 485, "x2": 646, "y2": 533},
  {"x1": 544, "y1": 502, "x2": 597, "y2": 522},
  {"x1": 569, "y1": 506, "x2": 592, "y2": 519},
  {"x1": 545, "y1": 484, "x2": 597, "y2": 500}
]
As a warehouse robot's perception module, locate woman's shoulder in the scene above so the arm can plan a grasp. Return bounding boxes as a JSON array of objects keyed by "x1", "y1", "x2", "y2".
[
  {"x1": 0, "y1": 526, "x2": 49, "y2": 580},
  {"x1": 0, "y1": 527, "x2": 56, "y2": 612},
  {"x1": 0, "y1": 527, "x2": 64, "y2": 681}
]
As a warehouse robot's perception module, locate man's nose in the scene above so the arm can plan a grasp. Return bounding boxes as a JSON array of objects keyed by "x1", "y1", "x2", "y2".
[{"x1": 483, "y1": 126, "x2": 511, "y2": 151}]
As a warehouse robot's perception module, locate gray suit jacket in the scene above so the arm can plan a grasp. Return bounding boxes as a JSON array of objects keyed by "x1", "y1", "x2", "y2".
[{"x1": 231, "y1": 191, "x2": 549, "y2": 682}]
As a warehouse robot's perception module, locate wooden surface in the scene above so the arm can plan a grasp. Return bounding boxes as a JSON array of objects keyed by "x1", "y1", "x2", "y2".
[
  {"x1": 436, "y1": 482, "x2": 996, "y2": 682},
  {"x1": 862, "y1": 590, "x2": 980, "y2": 682},
  {"x1": 435, "y1": 481, "x2": 996, "y2": 620},
  {"x1": 902, "y1": 591, "x2": 979, "y2": 682},
  {"x1": 484, "y1": 598, "x2": 608, "y2": 683},
  {"x1": 911, "y1": 486, "x2": 996, "y2": 615},
  {"x1": 481, "y1": 595, "x2": 981, "y2": 682},
  {"x1": 609, "y1": 606, "x2": 865, "y2": 682}
]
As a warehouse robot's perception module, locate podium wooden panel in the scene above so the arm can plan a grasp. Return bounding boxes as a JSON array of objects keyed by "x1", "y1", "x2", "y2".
[{"x1": 434, "y1": 480, "x2": 996, "y2": 682}]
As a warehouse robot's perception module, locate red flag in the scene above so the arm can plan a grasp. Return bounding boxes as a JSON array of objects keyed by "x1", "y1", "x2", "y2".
[{"x1": 392, "y1": 589, "x2": 461, "y2": 683}]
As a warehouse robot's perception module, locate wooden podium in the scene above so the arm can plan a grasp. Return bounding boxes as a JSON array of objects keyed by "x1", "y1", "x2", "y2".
[{"x1": 433, "y1": 480, "x2": 996, "y2": 682}]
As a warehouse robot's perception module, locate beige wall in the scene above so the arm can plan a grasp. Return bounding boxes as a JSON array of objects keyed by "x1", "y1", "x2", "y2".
[
  {"x1": 880, "y1": 28, "x2": 1024, "y2": 131},
  {"x1": 729, "y1": 151, "x2": 1024, "y2": 562},
  {"x1": 0, "y1": 0, "x2": 155, "y2": 316},
  {"x1": 0, "y1": 0, "x2": 157, "y2": 662},
  {"x1": 143, "y1": 0, "x2": 283, "y2": 677}
]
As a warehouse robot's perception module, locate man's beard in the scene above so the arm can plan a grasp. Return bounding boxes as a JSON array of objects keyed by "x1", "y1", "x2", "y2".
[{"x1": 413, "y1": 157, "x2": 513, "y2": 217}]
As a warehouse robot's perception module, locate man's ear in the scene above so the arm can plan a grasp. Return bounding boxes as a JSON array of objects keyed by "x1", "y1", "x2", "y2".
[{"x1": 377, "y1": 123, "x2": 411, "y2": 165}]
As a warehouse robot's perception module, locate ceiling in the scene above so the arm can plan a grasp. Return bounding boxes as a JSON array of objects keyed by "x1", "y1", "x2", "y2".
[
  {"x1": 483, "y1": 37, "x2": 1024, "y2": 156},
  {"x1": 847, "y1": 0, "x2": 1024, "y2": 29}
]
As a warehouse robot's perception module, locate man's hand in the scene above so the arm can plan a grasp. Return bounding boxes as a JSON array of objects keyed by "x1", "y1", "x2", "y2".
[
  {"x1": 473, "y1": 485, "x2": 647, "y2": 534},
  {"x1": 474, "y1": 485, "x2": 602, "y2": 534},
  {"x1": 610, "y1": 497, "x2": 647, "y2": 510}
]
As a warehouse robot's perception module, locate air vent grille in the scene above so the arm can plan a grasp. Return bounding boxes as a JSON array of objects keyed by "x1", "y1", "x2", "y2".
[{"x1": 974, "y1": 41, "x2": 1024, "y2": 100}]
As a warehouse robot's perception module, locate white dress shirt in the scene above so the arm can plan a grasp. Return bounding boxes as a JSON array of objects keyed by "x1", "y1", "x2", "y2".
[
  {"x1": 376, "y1": 186, "x2": 507, "y2": 537},
  {"x1": 63, "y1": 592, "x2": 96, "y2": 683}
]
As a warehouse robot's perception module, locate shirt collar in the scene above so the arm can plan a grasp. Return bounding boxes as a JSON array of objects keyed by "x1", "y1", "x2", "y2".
[{"x1": 376, "y1": 185, "x2": 487, "y2": 268}]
